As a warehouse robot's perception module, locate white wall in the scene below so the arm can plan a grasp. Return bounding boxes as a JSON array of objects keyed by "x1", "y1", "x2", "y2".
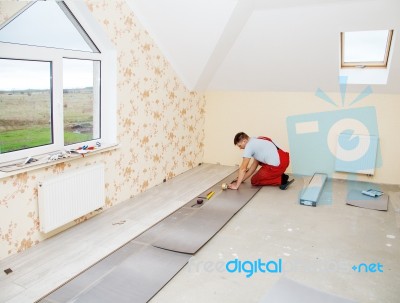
[{"x1": 204, "y1": 91, "x2": 400, "y2": 185}]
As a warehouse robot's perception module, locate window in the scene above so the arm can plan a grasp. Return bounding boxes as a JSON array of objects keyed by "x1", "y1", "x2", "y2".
[
  {"x1": 341, "y1": 30, "x2": 393, "y2": 68},
  {"x1": 0, "y1": 1, "x2": 98, "y2": 52},
  {"x1": 0, "y1": 0, "x2": 116, "y2": 164},
  {"x1": 0, "y1": 59, "x2": 52, "y2": 154},
  {"x1": 63, "y1": 58, "x2": 101, "y2": 145}
]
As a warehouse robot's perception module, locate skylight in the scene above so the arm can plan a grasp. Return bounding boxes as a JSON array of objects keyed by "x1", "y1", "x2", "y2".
[{"x1": 341, "y1": 30, "x2": 393, "y2": 68}]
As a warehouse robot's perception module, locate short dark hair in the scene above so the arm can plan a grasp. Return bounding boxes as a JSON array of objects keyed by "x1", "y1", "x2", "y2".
[{"x1": 234, "y1": 132, "x2": 249, "y2": 145}]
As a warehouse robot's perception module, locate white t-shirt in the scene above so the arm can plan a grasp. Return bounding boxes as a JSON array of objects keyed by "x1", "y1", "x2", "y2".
[{"x1": 243, "y1": 137, "x2": 280, "y2": 166}]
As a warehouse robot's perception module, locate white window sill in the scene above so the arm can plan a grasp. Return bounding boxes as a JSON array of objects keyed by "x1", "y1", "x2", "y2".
[{"x1": 0, "y1": 143, "x2": 119, "y2": 179}]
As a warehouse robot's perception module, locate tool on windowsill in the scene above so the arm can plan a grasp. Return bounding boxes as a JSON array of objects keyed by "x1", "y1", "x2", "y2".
[{"x1": 23, "y1": 156, "x2": 38, "y2": 165}]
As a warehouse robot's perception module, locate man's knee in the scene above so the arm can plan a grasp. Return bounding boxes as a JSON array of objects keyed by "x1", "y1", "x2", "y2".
[
  {"x1": 250, "y1": 175, "x2": 256, "y2": 185},
  {"x1": 250, "y1": 174, "x2": 261, "y2": 186}
]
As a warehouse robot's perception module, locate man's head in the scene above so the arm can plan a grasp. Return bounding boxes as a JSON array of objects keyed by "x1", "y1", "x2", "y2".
[{"x1": 234, "y1": 132, "x2": 249, "y2": 149}]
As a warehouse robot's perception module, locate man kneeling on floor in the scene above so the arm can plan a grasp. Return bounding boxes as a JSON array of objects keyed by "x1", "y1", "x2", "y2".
[{"x1": 228, "y1": 132, "x2": 293, "y2": 190}]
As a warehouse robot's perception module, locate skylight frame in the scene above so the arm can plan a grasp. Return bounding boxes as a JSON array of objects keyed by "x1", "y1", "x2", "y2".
[{"x1": 340, "y1": 30, "x2": 394, "y2": 68}]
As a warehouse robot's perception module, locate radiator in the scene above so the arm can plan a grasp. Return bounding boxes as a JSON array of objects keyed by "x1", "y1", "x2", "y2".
[
  {"x1": 38, "y1": 164, "x2": 105, "y2": 233},
  {"x1": 335, "y1": 133, "x2": 379, "y2": 175}
]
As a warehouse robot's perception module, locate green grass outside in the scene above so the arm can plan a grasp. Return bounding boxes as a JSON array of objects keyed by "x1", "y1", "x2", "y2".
[
  {"x1": 0, "y1": 90, "x2": 95, "y2": 154},
  {"x1": 0, "y1": 127, "x2": 51, "y2": 153},
  {"x1": 0, "y1": 127, "x2": 93, "y2": 153},
  {"x1": 64, "y1": 132, "x2": 93, "y2": 146}
]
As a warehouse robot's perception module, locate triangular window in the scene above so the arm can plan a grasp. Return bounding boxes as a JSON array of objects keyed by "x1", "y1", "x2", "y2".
[{"x1": 0, "y1": 1, "x2": 99, "y2": 52}]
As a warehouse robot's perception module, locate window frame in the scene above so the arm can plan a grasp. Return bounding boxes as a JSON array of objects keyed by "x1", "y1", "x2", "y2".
[
  {"x1": 340, "y1": 30, "x2": 394, "y2": 68},
  {"x1": 0, "y1": 0, "x2": 116, "y2": 165}
]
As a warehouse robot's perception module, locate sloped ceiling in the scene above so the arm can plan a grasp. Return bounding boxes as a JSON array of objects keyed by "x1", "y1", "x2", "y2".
[{"x1": 125, "y1": 0, "x2": 400, "y2": 93}]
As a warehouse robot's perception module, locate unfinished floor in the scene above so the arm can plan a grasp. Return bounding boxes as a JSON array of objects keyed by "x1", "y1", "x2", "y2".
[
  {"x1": 150, "y1": 176, "x2": 400, "y2": 303},
  {"x1": 1, "y1": 164, "x2": 399, "y2": 303}
]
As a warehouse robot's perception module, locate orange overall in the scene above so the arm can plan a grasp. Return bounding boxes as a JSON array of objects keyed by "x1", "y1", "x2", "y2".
[{"x1": 250, "y1": 136, "x2": 290, "y2": 186}]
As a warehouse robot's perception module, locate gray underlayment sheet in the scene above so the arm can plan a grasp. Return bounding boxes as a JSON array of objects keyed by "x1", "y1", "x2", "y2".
[
  {"x1": 40, "y1": 242, "x2": 191, "y2": 303},
  {"x1": 346, "y1": 189, "x2": 388, "y2": 211},
  {"x1": 258, "y1": 277, "x2": 356, "y2": 303},
  {"x1": 136, "y1": 172, "x2": 261, "y2": 254}
]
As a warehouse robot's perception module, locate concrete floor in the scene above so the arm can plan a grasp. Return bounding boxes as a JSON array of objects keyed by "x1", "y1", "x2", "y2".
[
  {"x1": 1, "y1": 165, "x2": 399, "y2": 303},
  {"x1": 150, "y1": 177, "x2": 400, "y2": 303}
]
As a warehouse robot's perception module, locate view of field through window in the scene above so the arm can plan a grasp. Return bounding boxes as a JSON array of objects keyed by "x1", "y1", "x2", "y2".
[
  {"x1": 0, "y1": 58, "x2": 98, "y2": 155},
  {"x1": 63, "y1": 58, "x2": 99, "y2": 146},
  {"x1": 0, "y1": 89, "x2": 52, "y2": 154},
  {"x1": 63, "y1": 88, "x2": 96, "y2": 146},
  {"x1": 0, "y1": 59, "x2": 52, "y2": 154}
]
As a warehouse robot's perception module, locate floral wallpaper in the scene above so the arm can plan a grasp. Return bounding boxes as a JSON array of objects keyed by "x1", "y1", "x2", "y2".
[
  {"x1": 0, "y1": 0, "x2": 205, "y2": 260},
  {"x1": 0, "y1": 1, "x2": 26, "y2": 24}
]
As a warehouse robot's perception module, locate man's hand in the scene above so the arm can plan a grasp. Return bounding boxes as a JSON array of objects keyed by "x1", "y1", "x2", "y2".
[{"x1": 228, "y1": 182, "x2": 239, "y2": 190}]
